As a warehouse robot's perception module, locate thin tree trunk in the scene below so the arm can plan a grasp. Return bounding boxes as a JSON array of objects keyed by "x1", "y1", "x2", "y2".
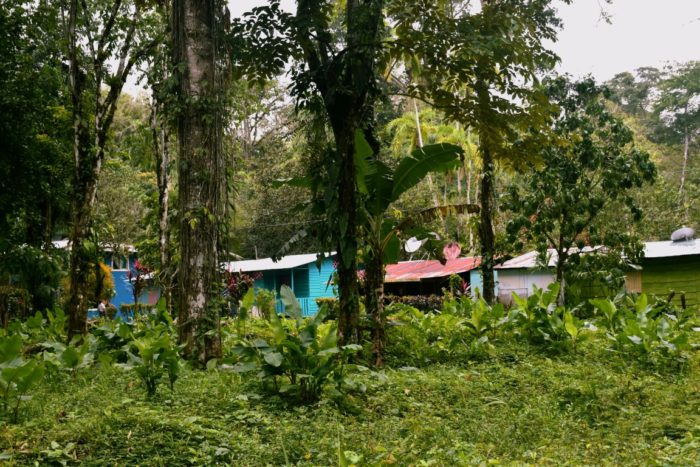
[
  {"x1": 413, "y1": 99, "x2": 443, "y2": 217},
  {"x1": 172, "y1": 0, "x2": 223, "y2": 364},
  {"x1": 151, "y1": 104, "x2": 172, "y2": 314},
  {"x1": 365, "y1": 245, "x2": 385, "y2": 367},
  {"x1": 679, "y1": 130, "x2": 690, "y2": 215},
  {"x1": 479, "y1": 143, "x2": 496, "y2": 304},
  {"x1": 556, "y1": 249, "x2": 567, "y2": 306}
]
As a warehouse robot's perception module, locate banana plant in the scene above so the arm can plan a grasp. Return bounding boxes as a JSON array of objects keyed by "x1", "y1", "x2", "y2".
[{"x1": 353, "y1": 131, "x2": 479, "y2": 366}]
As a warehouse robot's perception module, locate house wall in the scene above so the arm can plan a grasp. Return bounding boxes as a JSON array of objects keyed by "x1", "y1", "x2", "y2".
[
  {"x1": 640, "y1": 256, "x2": 700, "y2": 306},
  {"x1": 252, "y1": 257, "x2": 337, "y2": 316},
  {"x1": 469, "y1": 269, "x2": 498, "y2": 300},
  {"x1": 496, "y1": 270, "x2": 555, "y2": 305}
]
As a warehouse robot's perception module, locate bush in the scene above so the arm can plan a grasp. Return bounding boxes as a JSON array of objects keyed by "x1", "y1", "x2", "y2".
[
  {"x1": 315, "y1": 298, "x2": 338, "y2": 320},
  {"x1": 384, "y1": 294, "x2": 444, "y2": 311},
  {"x1": 590, "y1": 294, "x2": 698, "y2": 367},
  {"x1": 231, "y1": 286, "x2": 361, "y2": 403},
  {"x1": 119, "y1": 303, "x2": 153, "y2": 318},
  {"x1": 509, "y1": 284, "x2": 585, "y2": 352}
]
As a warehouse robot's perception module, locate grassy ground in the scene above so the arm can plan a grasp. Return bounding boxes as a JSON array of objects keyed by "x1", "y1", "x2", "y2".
[{"x1": 1, "y1": 337, "x2": 699, "y2": 466}]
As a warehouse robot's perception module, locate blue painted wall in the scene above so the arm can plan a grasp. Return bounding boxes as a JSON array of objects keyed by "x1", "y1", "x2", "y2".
[
  {"x1": 469, "y1": 269, "x2": 499, "y2": 300},
  {"x1": 252, "y1": 257, "x2": 337, "y2": 316}
]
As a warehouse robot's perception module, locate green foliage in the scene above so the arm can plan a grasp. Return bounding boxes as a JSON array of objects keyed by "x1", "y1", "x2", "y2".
[
  {"x1": 509, "y1": 284, "x2": 586, "y2": 351},
  {"x1": 383, "y1": 294, "x2": 444, "y2": 311},
  {"x1": 504, "y1": 78, "x2": 656, "y2": 293},
  {"x1": 590, "y1": 294, "x2": 698, "y2": 367},
  {"x1": 119, "y1": 322, "x2": 180, "y2": 398},
  {"x1": 42, "y1": 338, "x2": 95, "y2": 376},
  {"x1": 0, "y1": 335, "x2": 45, "y2": 422},
  {"x1": 231, "y1": 286, "x2": 361, "y2": 403}
]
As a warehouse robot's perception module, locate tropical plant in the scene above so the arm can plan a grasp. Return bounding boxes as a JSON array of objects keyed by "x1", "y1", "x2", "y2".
[
  {"x1": 42, "y1": 337, "x2": 95, "y2": 377},
  {"x1": 231, "y1": 286, "x2": 361, "y2": 403},
  {"x1": 355, "y1": 134, "x2": 475, "y2": 366},
  {"x1": 509, "y1": 284, "x2": 585, "y2": 351},
  {"x1": 590, "y1": 294, "x2": 698, "y2": 366},
  {"x1": 119, "y1": 323, "x2": 180, "y2": 397},
  {"x1": 0, "y1": 335, "x2": 45, "y2": 422}
]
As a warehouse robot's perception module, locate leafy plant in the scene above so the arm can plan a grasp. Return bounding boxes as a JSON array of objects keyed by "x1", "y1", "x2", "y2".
[
  {"x1": 231, "y1": 285, "x2": 361, "y2": 403},
  {"x1": 386, "y1": 304, "x2": 468, "y2": 364},
  {"x1": 509, "y1": 284, "x2": 585, "y2": 351},
  {"x1": 591, "y1": 293, "x2": 698, "y2": 366},
  {"x1": 119, "y1": 323, "x2": 180, "y2": 398},
  {"x1": 0, "y1": 335, "x2": 45, "y2": 422},
  {"x1": 42, "y1": 337, "x2": 95, "y2": 376}
]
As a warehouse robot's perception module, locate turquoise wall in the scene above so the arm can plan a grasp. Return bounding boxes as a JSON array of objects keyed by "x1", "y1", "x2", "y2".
[{"x1": 253, "y1": 257, "x2": 336, "y2": 316}]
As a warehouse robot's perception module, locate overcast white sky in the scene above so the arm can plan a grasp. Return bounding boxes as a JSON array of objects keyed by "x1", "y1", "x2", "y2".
[{"x1": 230, "y1": 0, "x2": 700, "y2": 81}]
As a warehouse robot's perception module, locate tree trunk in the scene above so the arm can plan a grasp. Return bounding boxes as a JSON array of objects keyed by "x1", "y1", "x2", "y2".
[
  {"x1": 172, "y1": 0, "x2": 223, "y2": 364},
  {"x1": 555, "y1": 249, "x2": 567, "y2": 306},
  {"x1": 478, "y1": 143, "x2": 496, "y2": 304},
  {"x1": 364, "y1": 247, "x2": 385, "y2": 367},
  {"x1": 151, "y1": 104, "x2": 173, "y2": 314},
  {"x1": 65, "y1": 0, "x2": 93, "y2": 341},
  {"x1": 334, "y1": 128, "x2": 361, "y2": 346},
  {"x1": 679, "y1": 130, "x2": 690, "y2": 216}
]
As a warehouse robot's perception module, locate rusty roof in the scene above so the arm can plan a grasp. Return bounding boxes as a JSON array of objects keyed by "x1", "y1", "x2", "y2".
[{"x1": 384, "y1": 257, "x2": 481, "y2": 283}]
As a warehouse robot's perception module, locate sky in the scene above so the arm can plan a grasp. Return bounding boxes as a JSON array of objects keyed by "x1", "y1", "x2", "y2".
[{"x1": 230, "y1": 0, "x2": 700, "y2": 81}]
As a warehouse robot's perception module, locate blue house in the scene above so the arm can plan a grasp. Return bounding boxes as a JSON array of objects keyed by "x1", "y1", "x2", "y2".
[
  {"x1": 225, "y1": 253, "x2": 336, "y2": 316},
  {"x1": 103, "y1": 248, "x2": 160, "y2": 310},
  {"x1": 53, "y1": 240, "x2": 160, "y2": 313}
]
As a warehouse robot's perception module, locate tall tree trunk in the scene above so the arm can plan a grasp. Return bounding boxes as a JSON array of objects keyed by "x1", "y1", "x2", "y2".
[
  {"x1": 478, "y1": 143, "x2": 496, "y2": 304},
  {"x1": 364, "y1": 247, "x2": 385, "y2": 367},
  {"x1": 151, "y1": 105, "x2": 172, "y2": 314},
  {"x1": 65, "y1": 0, "x2": 93, "y2": 340},
  {"x1": 172, "y1": 0, "x2": 223, "y2": 364},
  {"x1": 63, "y1": 0, "x2": 143, "y2": 340},
  {"x1": 333, "y1": 127, "x2": 361, "y2": 346}
]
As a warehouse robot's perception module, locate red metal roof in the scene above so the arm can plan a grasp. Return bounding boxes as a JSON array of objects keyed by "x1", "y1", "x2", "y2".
[{"x1": 384, "y1": 257, "x2": 481, "y2": 283}]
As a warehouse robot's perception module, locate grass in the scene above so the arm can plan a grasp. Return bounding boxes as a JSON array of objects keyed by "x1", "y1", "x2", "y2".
[{"x1": 1, "y1": 335, "x2": 699, "y2": 466}]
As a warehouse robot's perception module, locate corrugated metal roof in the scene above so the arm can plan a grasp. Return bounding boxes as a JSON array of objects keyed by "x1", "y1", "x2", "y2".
[
  {"x1": 384, "y1": 257, "x2": 481, "y2": 283},
  {"x1": 644, "y1": 240, "x2": 700, "y2": 258},
  {"x1": 496, "y1": 250, "x2": 558, "y2": 269},
  {"x1": 224, "y1": 253, "x2": 333, "y2": 273}
]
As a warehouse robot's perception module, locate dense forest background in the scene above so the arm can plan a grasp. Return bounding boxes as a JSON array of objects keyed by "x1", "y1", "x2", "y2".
[{"x1": 0, "y1": 0, "x2": 698, "y2": 346}]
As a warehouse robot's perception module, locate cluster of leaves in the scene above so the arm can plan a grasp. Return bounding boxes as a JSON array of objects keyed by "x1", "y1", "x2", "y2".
[
  {"x1": 508, "y1": 284, "x2": 586, "y2": 352},
  {"x1": 224, "y1": 270, "x2": 261, "y2": 304},
  {"x1": 383, "y1": 294, "x2": 444, "y2": 312},
  {"x1": 0, "y1": 335, "x2": 45, "y2": 422},
  {"x1": 386, "y1": 296, "x2": 507, "y2": 365},
  {"x1": 112, "y1": 301, "x2": 181, "y2": 398},
  {"x1": 590, "y1": 294, "x2": 699, "y2": 367},
  {"x1": 229, "y1": 286, "x2": 362, "y2": 403}
]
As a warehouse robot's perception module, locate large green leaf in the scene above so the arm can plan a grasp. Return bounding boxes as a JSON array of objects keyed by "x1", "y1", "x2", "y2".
[
  {"x1": 280, "y1": 284, "x2": 302, "y2": 323},
  {"x1": 391, "y1": 143, "x2": 463, "y2": 202},
  {"x1": 353, "y1": 130, "x2": 376, "y2": 195}
]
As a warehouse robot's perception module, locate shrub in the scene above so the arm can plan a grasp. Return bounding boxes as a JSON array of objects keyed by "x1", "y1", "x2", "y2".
[
  {"x1": 509, "y1": 283, "x2": 585, "y2": 352},
  {"x1": 590, "y1": 294, "x2": 697, "y2": 366},
  {"x1": 386, "y1": 303, "x2": 468, "y2": 365},
  {"x1": 315, "y1": 298, "x2": 338, "y2": 320},
  {"x1": 119, "y1": 303, "x2": 153, "y2": 318},
  {"x1": 0, "y1": 335, "x2": 45, "y2": 422},
  {"x1": 231, "y1": 286, "x2": 361, "y2": 403},
  {"x1": 384, "y1": 294, "x2": 444, "y2": 311}
]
